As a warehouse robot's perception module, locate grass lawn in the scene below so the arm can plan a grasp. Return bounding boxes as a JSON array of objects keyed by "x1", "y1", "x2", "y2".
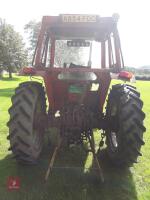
[{"x1": 0, "y1": 75, "x2": 150, "y2": 200}]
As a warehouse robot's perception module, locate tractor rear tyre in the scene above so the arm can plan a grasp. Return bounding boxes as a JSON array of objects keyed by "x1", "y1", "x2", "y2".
[
  {"x1": 7, "y1": 81, "x2": 46, "y2": 164},
  {"x1": 105, "y1": 84, "x2": 146, "y2": 167}
]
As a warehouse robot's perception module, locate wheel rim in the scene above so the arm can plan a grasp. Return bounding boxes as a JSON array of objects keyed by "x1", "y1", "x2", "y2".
[
  {"x1": 32, "y1": 96, "x2": 43, "y2": 151},
  {"x1": 108, "y1": 102, "x2": 119, "y2": 152},
  {"x1": 110, "y1": 131, "x2": 118, "y2": 152}
]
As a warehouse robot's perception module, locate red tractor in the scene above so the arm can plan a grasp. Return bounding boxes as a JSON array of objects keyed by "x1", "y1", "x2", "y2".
[{"x1": 7, "y1": 14, "x2": 146, "y2": 181}]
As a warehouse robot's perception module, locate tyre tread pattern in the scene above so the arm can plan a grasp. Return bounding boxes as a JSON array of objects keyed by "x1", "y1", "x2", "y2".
[
  {"x1": 7, "y1": 81, "x2": 46, "y2": 164},
  {"x1": 106, "y1": 84, "x2": 146, "y2": 167}
]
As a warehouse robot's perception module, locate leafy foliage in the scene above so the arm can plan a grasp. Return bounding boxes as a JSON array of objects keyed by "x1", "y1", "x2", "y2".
[
  {"x1": 24, "y1": 20, "x2": 41, "y2": 52},
  {"x1": 0, "y1": 19, "x2": 28, "y2": 78}
]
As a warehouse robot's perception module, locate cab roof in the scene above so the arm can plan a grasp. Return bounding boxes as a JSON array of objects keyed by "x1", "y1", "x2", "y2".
[{"x1": 42, "y1": 14, "x2": 119, "y2": 41}]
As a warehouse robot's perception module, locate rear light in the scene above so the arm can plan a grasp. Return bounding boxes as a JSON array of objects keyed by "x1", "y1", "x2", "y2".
[
  {"x1": 118, "y1": 71, "x2": 133, "y2": 80},
  {"x1": 22, "y1": 67, "x2": 36, "y2": 75}
]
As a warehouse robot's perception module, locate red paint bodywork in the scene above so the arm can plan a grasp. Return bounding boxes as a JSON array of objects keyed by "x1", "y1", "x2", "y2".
[
  {"x1": 27, "y1": 67, "x2": 111, "y2": 111},
  {"x1": 21, "y1": 14, "x2": 124, "y2": 112}
]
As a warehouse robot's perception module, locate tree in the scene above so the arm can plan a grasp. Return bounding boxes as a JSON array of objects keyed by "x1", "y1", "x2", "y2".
[
  {"x1": 0, "y1": 19, "x2": 28, "y2": 78},
  {"x1": 24, "y1": 20, "x2": 40, "y2": 51},
  {"x1": 24, "y1": 20, "x2": 85, "y2": 67},
  {"x1": 24, "y1": 20, "x2": 41, "y2": 64}
]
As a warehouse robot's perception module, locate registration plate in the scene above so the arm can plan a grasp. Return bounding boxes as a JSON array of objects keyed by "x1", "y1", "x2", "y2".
[{"x1": 61, "y1": 14, "x2": 97, "y2": 23}]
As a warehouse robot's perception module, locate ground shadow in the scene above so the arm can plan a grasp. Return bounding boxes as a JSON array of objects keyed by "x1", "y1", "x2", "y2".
[
  {"x1": 0, "y1": 137, "x2": 137, "y2": 200},
  {"x1": 86, "y1": 149, "x2": 138, "y2": 200}
]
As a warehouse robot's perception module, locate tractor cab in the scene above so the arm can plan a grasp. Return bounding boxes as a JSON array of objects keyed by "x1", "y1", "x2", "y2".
[
  {"x1": 32, "y1": 14, "x2": 124, "y2": 70},
  {"x1": 21, "y1": 14, "x2": 125, "y2": 111}
]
